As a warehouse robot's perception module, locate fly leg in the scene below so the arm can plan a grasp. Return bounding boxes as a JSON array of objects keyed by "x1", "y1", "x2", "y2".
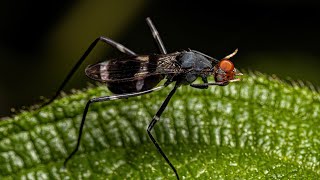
[
  {"x1": 64, "y1": 86, "x2": 164, "y2": 166},
  {"x1": 42, "y1": 36, "x2": 137, "y2": 107},
  {"x1": 147, "y1": 84, "x2": 180, "y2": 179},
  {"x1": 190, "y1": 81, "x2": 229, "y2": 88},
  {"x1": 146, "y1": 17, "x2": 167, "y2": 54}
]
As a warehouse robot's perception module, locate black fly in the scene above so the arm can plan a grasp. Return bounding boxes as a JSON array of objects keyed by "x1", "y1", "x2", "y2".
[{"x1": 43, "y1": 17, "x2": 243, "y2": 179}]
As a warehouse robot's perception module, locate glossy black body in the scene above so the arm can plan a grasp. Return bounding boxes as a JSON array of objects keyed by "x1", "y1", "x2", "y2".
[{"x1": 85, "y1": 51, "x2": 213, "y2": 94}]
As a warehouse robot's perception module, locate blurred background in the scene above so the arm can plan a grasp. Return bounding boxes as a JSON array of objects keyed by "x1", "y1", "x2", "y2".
[{"x1": 0, "y1": 0, "x2": 319, "y2": 117}]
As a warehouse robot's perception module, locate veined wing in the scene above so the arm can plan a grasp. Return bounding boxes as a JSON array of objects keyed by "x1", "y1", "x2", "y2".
[{"x1": 85, "y1": 54, "x2": 181, "y2": 83}]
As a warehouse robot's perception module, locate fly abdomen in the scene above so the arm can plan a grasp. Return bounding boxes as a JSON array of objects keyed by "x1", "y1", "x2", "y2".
[{"x1": 85, "y1": 55, "x2": 164, "y2": 94}]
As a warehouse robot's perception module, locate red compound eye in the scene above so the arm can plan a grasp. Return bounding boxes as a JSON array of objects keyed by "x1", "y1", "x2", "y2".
[{"x1": 219, "y1": 59, "x2": 234, "y2": 72}]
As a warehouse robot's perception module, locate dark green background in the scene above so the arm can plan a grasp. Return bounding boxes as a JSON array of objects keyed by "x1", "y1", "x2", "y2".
[{"x1": 1, "y1": 1, "x2": 319, "y2": 117}]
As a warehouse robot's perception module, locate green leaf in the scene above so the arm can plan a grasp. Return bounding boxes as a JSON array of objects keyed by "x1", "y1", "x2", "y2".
[{"x1": 1, "y1": 72, "x2": 320, "y2": 179}]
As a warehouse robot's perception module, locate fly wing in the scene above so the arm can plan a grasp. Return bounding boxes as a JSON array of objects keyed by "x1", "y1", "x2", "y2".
[{"x1": 85, "y1": 54, "x2": 180, "y2": 83}]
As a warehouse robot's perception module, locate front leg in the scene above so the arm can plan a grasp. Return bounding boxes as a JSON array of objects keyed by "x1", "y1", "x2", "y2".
[
  {"x1": 190, "y1": 80, "x2": 229, "y2": 89},
  {"x1": 189, "y1": 77, "x2": 210, "y2": 89},
  {"x1": 200, "y1": 77, "x2": 209, "y2": 89}
]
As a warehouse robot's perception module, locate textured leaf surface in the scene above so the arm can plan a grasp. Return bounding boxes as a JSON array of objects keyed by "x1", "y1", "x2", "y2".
[{"x1": 1, "y1": 72, "x2": 320, "y2": 179}]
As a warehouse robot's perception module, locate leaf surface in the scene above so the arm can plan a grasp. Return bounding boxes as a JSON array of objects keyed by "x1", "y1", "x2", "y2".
[{"x1": 1, "y1": 72, "x2": 319, "y2": 179}]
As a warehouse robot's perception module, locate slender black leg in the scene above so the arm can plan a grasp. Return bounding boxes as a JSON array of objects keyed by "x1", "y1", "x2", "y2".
[
  {"x1": 42, "y1": 36, "x2": 137, "y2": 107},
  {"x1": 63, "y1": 85, "x2": 164, "y2": 166},
  {"x1": 147, "y1": 84, "x2": 180, "y2": 180},
  {"x1": 146, "y1": 17, "x2": 167, "y2": 54},
  {"x1": 190, "y1": 81, "x2": 229, "y2": 89},
  {"x1": 191, "y1": 77, "x2": 209, "y2": 89}
]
